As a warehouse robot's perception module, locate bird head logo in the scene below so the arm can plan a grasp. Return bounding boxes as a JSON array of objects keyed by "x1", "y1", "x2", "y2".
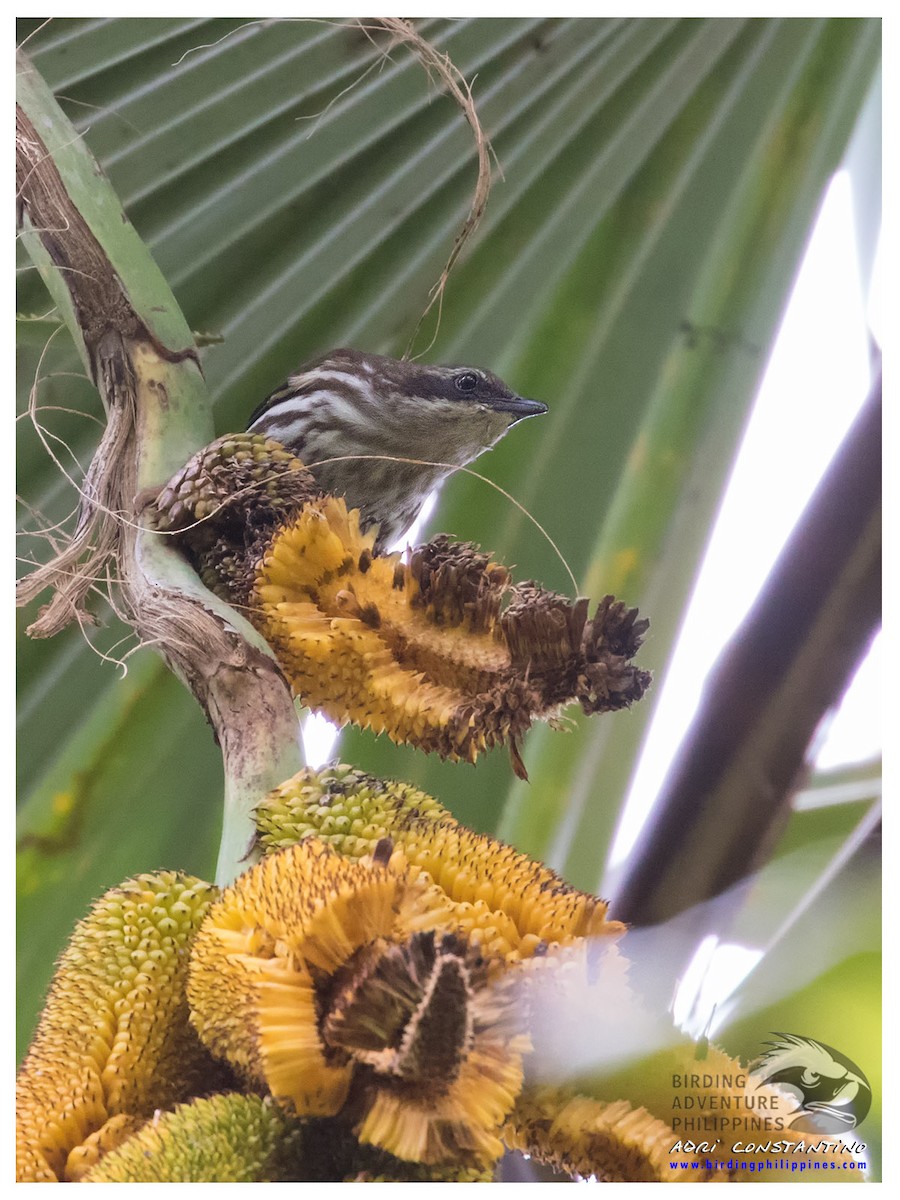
[{"x1": 752, "y1": 1033, "x2": 872, "y2": 1135}]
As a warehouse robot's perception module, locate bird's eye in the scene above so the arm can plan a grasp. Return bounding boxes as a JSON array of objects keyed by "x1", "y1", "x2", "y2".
[{"x1": 455, "y1": 372, "x2": 479, "y2": 393}]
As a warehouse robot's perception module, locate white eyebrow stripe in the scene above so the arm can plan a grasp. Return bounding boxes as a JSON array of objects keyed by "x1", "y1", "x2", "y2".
[
  {"x1": 291, "y1": 369, "x2": 372, "y2": 396},
  {"x1": 250, "y1": 387, "x2": 372, "y2": 431}
]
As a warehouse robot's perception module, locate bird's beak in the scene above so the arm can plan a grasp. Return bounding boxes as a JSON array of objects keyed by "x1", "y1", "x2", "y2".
[{"x1": 492, "y1": 396, "x2": 548, "y2": 422}]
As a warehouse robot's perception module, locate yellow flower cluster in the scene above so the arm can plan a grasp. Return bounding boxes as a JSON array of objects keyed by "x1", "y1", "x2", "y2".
[
  {"x1": 82, "y1": 1094, "x2": 303, "y2": 1183},
  {"x1": 188, "y1": 840, "x2": 529, "y2": 1166},
  {"x1": 255, "y1": 501, "x2": 649, "y2": 775},
  {"x1": 504, "y1": 1088, "x2": 721, "y2": 1182},
  {"x1": 17, "y1": 771, "x2": 820, "y2": 1183},
  {"x1": 256, "y1": 764, "x2": 624, "y2": 963},
  {"x1": 154, "y1": 435, "x2": 650, "y2": 777},
  {"x1": 15, "y1": 872, "x2": 224, "y2": 1182}
]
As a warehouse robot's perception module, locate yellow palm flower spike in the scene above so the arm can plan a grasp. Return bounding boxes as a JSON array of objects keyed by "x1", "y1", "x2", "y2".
[
  {"x1": 255, "y1": 764, "x2": 625, "y2": 964},
  {"x1": 504, "y1": 1087, "x2": 729, "y2": 1182},
  {"x1": 187, "y1": 840, "x2": 530, "y2": 1167},
  {"x1": 82, "y1": 1093, "x2": 306, "y2": 1182},
  {"x1": 153, "y1": 435, "x2": 650, "y2": 777},
  {"x1": 16, "y1": 872, "x2": 224, "y2": 1182}
]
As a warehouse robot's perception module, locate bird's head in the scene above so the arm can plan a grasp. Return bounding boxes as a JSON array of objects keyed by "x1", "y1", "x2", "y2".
[
  {"x1": 247, "y1": 348, "x2": 547, "y2": 548},
  {"x1": 248, "y1": 348, "x2": 547, "y2": 467}
]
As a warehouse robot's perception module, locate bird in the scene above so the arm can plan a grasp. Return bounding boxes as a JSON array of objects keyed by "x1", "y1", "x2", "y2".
[{"x1": 247, "y1": 348, "x2": 548, "y2": 550}]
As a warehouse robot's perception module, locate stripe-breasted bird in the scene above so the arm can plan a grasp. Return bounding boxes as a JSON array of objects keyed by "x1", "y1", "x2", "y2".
[{"x1": 247, "y1": 348, "x2": 547, "y2": 549}]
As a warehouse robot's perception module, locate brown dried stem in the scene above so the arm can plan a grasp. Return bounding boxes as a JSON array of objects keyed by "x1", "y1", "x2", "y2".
[{"x1": 16, "y1": 52, "x2": 302, "y2": 883}]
